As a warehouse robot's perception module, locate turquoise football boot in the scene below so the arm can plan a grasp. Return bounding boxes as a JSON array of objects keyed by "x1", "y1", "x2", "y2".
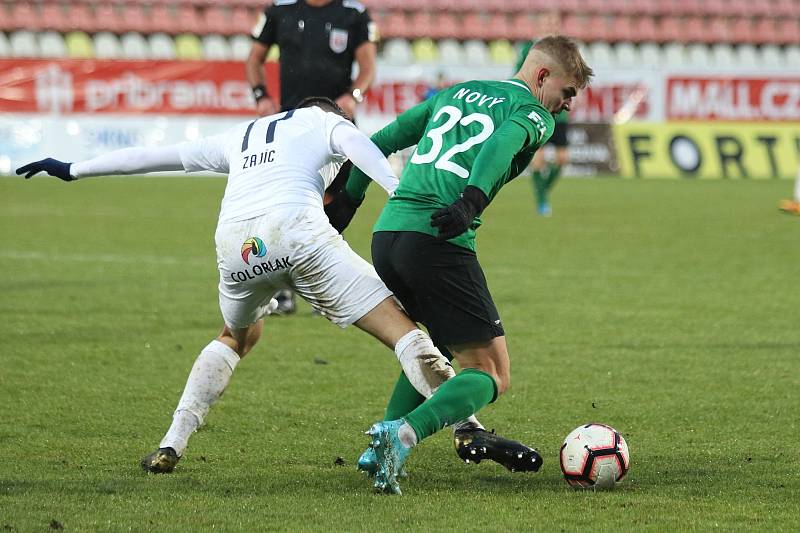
[{"x1": 366, "y1": 419, "x2": 412, "y2": 495}]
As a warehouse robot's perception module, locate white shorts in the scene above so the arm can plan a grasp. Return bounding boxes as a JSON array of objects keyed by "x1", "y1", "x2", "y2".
[{"x1": 215, "y1": 205, "x2": 392, "y2": 329}]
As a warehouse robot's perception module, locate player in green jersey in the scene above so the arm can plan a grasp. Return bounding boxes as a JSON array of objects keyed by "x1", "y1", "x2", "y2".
[
  {"x1": 517, "y1": 40, "x2": 571, "y2": 217},
  {"x1": 326, "y1": 36, "x2": 592, "y2": 494}
]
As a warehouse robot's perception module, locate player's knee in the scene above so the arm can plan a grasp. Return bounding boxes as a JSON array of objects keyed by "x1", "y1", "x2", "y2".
[
  {"x1": 494, "y1": 369, "x2": 511, "y2": 396},
  {"x1": 218, "y1": 322, "x2": 263, "y2": 358}
]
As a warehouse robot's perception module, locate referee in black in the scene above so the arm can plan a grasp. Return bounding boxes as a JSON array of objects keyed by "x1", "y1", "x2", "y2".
[
  {"x1": 246, "y1": 0, "x2": 378, "y2": 119},
  {"x1": 246, "y1": 0, "x2": 378, "y2": 314}
]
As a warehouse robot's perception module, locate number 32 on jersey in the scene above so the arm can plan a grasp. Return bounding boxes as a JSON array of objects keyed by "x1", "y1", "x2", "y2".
[{"x1": 409, "y1": 106, "x2": 494, "y2": 179}]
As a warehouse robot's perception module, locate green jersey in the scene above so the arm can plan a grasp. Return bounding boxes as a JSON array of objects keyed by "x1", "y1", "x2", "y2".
[{"x1": 347, "y1": 78, "x2": 555, "y2": 251}]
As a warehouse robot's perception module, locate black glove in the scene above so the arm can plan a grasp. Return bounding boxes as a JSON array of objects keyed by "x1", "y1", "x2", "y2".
[
  {"x1": 430, "y1": 185, "x2": 489, "y2": 240},
  {"x1": 324, "y1": 189, "x2": 363, "y2": 233},
  {"x1": 16, "y1": 158, "x2": 75, "y2": 181}
]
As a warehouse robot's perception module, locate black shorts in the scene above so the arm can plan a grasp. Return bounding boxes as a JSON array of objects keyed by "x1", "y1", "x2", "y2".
[
  {"x1": 548, "y1": 121, "x2": 568, "y2": 147},
  {"x1": 371, "y1": 231, "x2": 504, "y2": 347}
]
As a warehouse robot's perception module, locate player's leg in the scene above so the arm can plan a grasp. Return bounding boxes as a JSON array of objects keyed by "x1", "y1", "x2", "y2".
[
  {"x1": 141, "y1": 320, "x2": 267, "y2": 473},
  {"x1": 779, "y1": 165, "x2": 800, "y2": 214},
  {"x1": 530, "y1": 148, "x2": 550, "y2": 216}
]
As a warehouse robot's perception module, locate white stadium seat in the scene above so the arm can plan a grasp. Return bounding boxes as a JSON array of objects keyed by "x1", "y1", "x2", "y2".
[
  {"x1": 735, "y1": 44, "x2": 758, "y2": 67},
  {"x1": 229, "y1": 35, "x2": 253, "y2": 61},
  {"x1": 203, "y1": 34, "x2": 231, "y2": 61},
  {"x1": 0, "y1": 32, "x2": 9, "y2": 57},
  {"x1": 686, "y1": 44, "x2": 710, "y2": 68},
  {"x1": 148, "y1": 33, "x2": 176, "y2": 60},
  {"x1": 438, "y1": 39, "x2": 465, "y2": 65},
  {"x1": 662, "y1": 42, "x2": 687, "y2": 67},
  {"x1": 786, "y1": 45, "x2": 800, "y2": 67},
  {"x1": 759, "y1": 45, "x2": 783, "y2": 68},
  {"x1": 382, "y1": 38, "x2": 413, "y2": 65},
  {"x1": 38, "y1": 31, "x2": 67, "y2": 58},
  {"x1": 710, "y1": 43, "x2": 735, "y2": 67},
  {"x1": 10, "y1": 30, "x2": 39, "y2": 58},
  {"x1": 462, "y1": 40, "x2": 490, "y2": 67},
  {"x1": 638, "y1": 42, "x2": 662, "y2": 67},
  {"x1": 94, "y1": 32, "x2": 123, "y2": 59},
  {"x1": 614, "y1": 42, "x2": 639, "y2": 67},
  {"x1": 121, "y1": 32, "x2": 150, "y2": 60},
  {"x1": 587, "y1": 41, "x2": 614, "y2": 68}
]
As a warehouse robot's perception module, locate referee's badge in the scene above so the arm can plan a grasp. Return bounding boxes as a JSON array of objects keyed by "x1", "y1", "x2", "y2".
[{"x1": 329, "y1": 28, "x2": 348, "y2": 53}]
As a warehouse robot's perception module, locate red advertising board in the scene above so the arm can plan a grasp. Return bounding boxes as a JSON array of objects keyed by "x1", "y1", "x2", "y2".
[
  {"x1": 0, "y1": 59, "x2": 279, "y2": 115},
  {"x1": 667, "y1": 77, "x2": 800, "y2": 121}
]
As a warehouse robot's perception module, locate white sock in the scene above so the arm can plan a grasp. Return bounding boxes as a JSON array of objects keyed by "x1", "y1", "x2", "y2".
[
  {"x1": 794, "y1": 172, "x2": 800, "y2": 202},
  {"x1": 394, "y1": 329, "x2": 455, "y2": 397},
  {"x1": 453, "y1": 416, "x2": 485, "y2": 433},
  {"x1": 398, "y1": 422, "x2": 418, "y2": 448},
  {"x1": 159, "y1": 340, "x2": 240, "y2": 456}
]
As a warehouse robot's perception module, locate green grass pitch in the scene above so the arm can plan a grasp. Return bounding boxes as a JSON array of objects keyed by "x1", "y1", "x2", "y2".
[{"x1": 1, "y1": 176, "x2": 798, "y2": 531}]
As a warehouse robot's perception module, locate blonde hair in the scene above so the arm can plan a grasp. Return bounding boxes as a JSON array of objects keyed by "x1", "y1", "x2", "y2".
[{"x1": 532, "y1": 35, "x2": 593, "y2": 89}]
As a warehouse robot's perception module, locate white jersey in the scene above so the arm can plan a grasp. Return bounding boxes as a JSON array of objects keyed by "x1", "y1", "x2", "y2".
[{"x1": 180, "y1": 107, "x2": 357, "y2": 222}]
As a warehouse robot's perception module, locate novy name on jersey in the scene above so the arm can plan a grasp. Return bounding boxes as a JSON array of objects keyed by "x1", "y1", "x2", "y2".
[
  {"x1": 242, "y1": 150, "x2": 276, "y2": 170},
  {"x1": 452, "y1": 87, "x2": 506, "y2": 108},
  {"x1": 231, "y1": 256, "x2": 293, "y2": 283}
]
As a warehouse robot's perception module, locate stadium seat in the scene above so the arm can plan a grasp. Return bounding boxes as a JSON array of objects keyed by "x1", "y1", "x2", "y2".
[
  {"x1": 730, "y1": 17, "x2": 754, "y2": 45},
  {"x1": 381, "y1": 38, "x2": 413, "y2": 65},
  {"x1": 65, "y1": 3, "x2": 97, "y2": 34},
  {"x1": 429, "y1": 13, "x2": 459, "y2": 41},
  {"x1": 232, "y1": 7, "x2": 256, "y2": 37},
  {"x1": 266, "y1": 43, "x2": 280, "y2": 61},
  {"x1": 508, "y1": 14, "x2": 537, "y2": 43},
  {"x1": 462, "y1": 40, "x2": 490, "y2": 67},
  {"x1": 488, "y1": 39, "x2": 516, "y2": 65},
  {"x1": 149, "y1": 4, "x2": 176, "y2": 36},
  {"x1": 175, "y1": 34, "x2": 204, "y2": 60},
  {"x1": 461, "y1": 12, "x2": 487, "y2": 41},
  {"x1": 411, "y1": 38, "x2": 438, "y2": 63},
  {"x1": 638, "y1": 42, "x2": 662, "y2": 66},
  {"x1": 9, "y1": 30, "x2": 38, "y2": 57},
  {"x1": 203, "y1": 34, "x2": 232, "y2": 60},
  {"x1": 94, "y1": 5, "x2": 123, "y2": 35},
  {"x1": 177, "y1": 6, "x2": 206, "y2": 36},
  {"x1": 438, "y1": 38, "x2": 465, "y2": 65},
  {"x1": 707, "y1": 17, "x2": 730, "y2": 44},
  {"x1": 684, "y1": 17, "x2": 706, "y2": 43},
  {"x1": 406, "y1": 12, "x2": 434, "y2": 40},
  {"x1": 587, "y1": 41, "x2": 614, "y2": 68},
  {"x1": 686, "y1": 43, "x2": 710, "y2": 67},
  {"x1": 377, "y1": 11, "x2": 408, "y2": 40},
  {"x1": 614, "y1": 42, "x2": 639, "y2": 67},
  {"x1": 627, "y1": 15, "x2": 657, "y2": 44},
  {"x1": 786, "y1": 44, "x2": 800, "y2": 66},
  {"x1": 710, "y1": 43, "x2": 736, "y2": 67},
  {"x1": 658, "y1": 16, "x2": 682, "y2": 43},
  {"x1": 0, "y1": 32, "x2": 10, "y2": 57},
  {"x1": 119, "y1": 4, "x2": 151, "y2": 35},
  {"x1": 41, "y1": 4, "x2": 70, "y2": 34},
  {"x1": 38, "y1": 31, "x2": 67, "y2": 58},
  {"x1": 204, "y1": 6, "x2": 231, "y2": 37},
  {"x1": 10, "y1": 3, "x2": 42, "y2": 32},
  {"x1": 65, "y1": 31, "x2": 94, "y2": 59},
  {"x1": 775, "y1": 19, "x2": 800, "y2": 45},
  {"x1": 229, "y1": 34, "x2": 253, "y2": 61},
  {"x1": 485, "y1": 13, "x2": 511, "y2": 42},
  {"x1": 760, "y1": 44, "x2": 783, "y2": 68},
  {"x1": 121, "y1": 32, "x2": 150, "y2": 60},
  {"x1": 148, "y1": 33, "x2": 176, "y2": 60},
  {"x1": 94, "y1": 32, "x2": 123, "y2": 60},
  {"x1": 735, "y1": 44, "x2": 759, "y2": 67},
  {"x1": 662, "y1": 42, "x2": 687, "y2": 66}
]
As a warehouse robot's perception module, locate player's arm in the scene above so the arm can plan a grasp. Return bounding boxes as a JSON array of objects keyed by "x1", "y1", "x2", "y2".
[
  {"x1": 344, "y1": 97, "x2": 434, "y2": 202},
  {"x1": 431, "y1": 108, "x2": 553, "y2": 240},
  {"x1": 246, "y1": 6, "x2": 279, "y2": 116},
  {"x1": 324, "y1": 122, "x2": 399, "y2": 233},
  {"x1": 16, "y1": 145, "x2": 187, "y2": 181}
]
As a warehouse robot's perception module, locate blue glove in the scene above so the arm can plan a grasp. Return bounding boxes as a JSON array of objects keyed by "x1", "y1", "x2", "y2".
[
  {"x1": 430, "y1": 185, "x2": 488, "y2": 240},
  {"x1": 16, "y1": 158, "x2": 75, "y2": 181}
]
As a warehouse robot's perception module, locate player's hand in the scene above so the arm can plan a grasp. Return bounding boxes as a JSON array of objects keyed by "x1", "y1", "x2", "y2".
[
  {"x1": 256, "y1": 97, "x2": 279, "y2": 117},
  {"x1": 430, "y1": 186, "x2": 488, "y2": 240},
  {"x1": 16, "y1": 158, "x2": 75, "y2": 181},
  {"x1": 324, "y1": 189, "x2": 363, "y2": 233},
  {"x1": 334, "y1": 94, "x2": 356, "y2": 120}
]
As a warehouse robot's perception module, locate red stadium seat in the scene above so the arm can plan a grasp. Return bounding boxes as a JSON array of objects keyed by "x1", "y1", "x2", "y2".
[
  {"x1": 65, "y1": 3, "x2": 97, "y2": 34},
  {"x1": 707, "y1": 17, "x2": 731, "y2": 44},
  {"x1": 657, "y1": 15, "x2": 682, "y2": 43},
  {"x1": 405, "y1": 11, "x2": 434, "y2": 40},
  {"x1": 774, "y1": 18, "x2": 800, "y2": 45},
  {"x1": 628, "y1": 15, "x2": 658, "y2": 44},
  {"x1": 41, "y1": 4, "x2": 71, "y2": 34},
  {"x1": 204, "y1": 6, "x2": 231, "y2": 36},
  {"x1": 378, "y1": 11, "x2": 409, "y2": 40},
  {"x1": 560, "y1": 14, "x2": 588, "y2": 41},
  {"x1": 729, "y1": 17, "x2": 755, "y2": 44},
  {"x1": 611, "y1": 15, "x2": 635, "y2": 43},
  {"x1": 484, "y1": 13, "x2": 511, "y2": 41},
  {"x1": 148, "y1": 4, "x2": 176, "y2": 35},
  {"x1": 752, "y1": 18, "x2": 777, "y2": 45},
  {"x1": 773, "y1": 0, "x2": 800, "y2": 17},
  {"x1": 684, "y1": 17, "x2": 706, "y2": 44},
  {"x1": 176, "y1": 5, "x2": 206, "y2": 35},
  {"x1": 10, "y1": 3, "x2": 42, "y2": 32},
  {"x1": 117, "y1": 4, "x2": 150, "y2": 35},
  {"x1": 429, "y1": 13, "x2": 459, "y2": 41},
  {"x1": 508, "y1": 14, "x2": 537, "y2": 43},
  {"x1": 231, "y1": 7, "x2": 256, "y2": 37},
  {"x1": 94, "y1": 4, "x2": 124, "y2": 35},
  {"x1": 461, "y1": 12, "x2": 487, "y2": 41}
]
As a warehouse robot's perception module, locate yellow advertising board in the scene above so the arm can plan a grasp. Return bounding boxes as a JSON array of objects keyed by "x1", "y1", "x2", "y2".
[{"x1": 613, "y1": 122, "x2": 800, "y2": 179}]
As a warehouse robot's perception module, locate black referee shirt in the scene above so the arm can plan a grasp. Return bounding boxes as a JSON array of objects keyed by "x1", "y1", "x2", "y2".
[{"x1": 251, "y1": 0, "x2": 377, "y2": 110}]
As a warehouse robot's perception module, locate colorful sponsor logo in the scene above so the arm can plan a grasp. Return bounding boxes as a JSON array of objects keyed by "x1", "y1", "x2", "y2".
[{"x1": 241, "y1": 237, "x2": 267, "y2": 265}]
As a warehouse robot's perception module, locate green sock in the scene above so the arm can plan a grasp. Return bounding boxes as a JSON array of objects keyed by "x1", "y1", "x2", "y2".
[
  {"x1": 544, "y1": 164, "x2": 561, "y2": 190},
  {"x1": 531, "y1": 169, "x2": 545, "y2": 199},
  {"x1": 383, "y1": 371, "x2": 425, "y2": 420},
  {"x1": 404, "y1": 369, "x2": 497, "y2": 442}
]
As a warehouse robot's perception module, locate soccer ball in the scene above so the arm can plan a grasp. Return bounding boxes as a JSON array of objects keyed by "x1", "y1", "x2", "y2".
[{"x1": 559, "y1": 423, "x2": 630, "y2": 490}]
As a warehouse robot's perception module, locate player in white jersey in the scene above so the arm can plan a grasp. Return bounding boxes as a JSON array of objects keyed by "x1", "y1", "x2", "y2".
[{"x1": 16, "y1": 97, "x2": 456, "y2": 475}]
